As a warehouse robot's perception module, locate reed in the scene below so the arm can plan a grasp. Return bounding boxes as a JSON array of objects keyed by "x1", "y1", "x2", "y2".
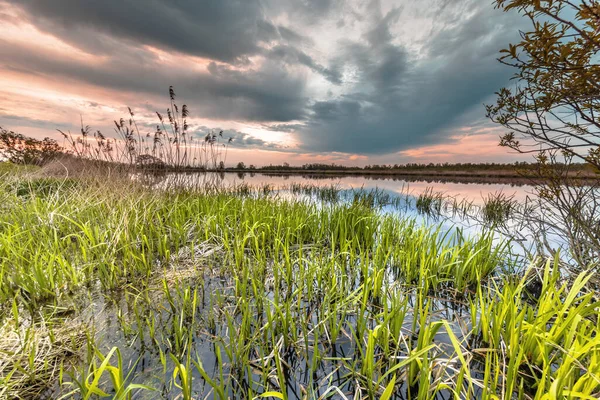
[
  {"x1": 415, "y1": 187, "x2": 444, "y2": 216},
  {"x1": 58, "y1": 87, "x2": 233, "y2": 172}
]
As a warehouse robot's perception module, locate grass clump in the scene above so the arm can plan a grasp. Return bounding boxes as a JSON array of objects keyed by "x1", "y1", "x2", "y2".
[
  {"x1": 0, "y1": 315, "x2": 85, "y2": 399},
  {"x1": 416, "y1": 187, "x2": 444, "y2": 216},
  {"x1": 472, "y1": 257, "x2": 600, "y2": 398},
  {"x1": 0, "y1": 162, "x2": 40, "y2": 176},
  {"x1": 482, "y1": 192, "x2": 518, "y2": 226},
  {"x1": 9, "y1": 177, "x2": 79, "y2": 198}
]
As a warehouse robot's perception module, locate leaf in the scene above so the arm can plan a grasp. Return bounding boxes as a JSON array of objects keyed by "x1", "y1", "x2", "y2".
[
  {"x1": 258, "y1": 391, "x2": 285, "y2": 399},
  {"x1": 378, "y1": 345, "x2": 436, "y2": 383},
  {"x1": 380, "y1": 375, "x2": 396, "y2": 400}
]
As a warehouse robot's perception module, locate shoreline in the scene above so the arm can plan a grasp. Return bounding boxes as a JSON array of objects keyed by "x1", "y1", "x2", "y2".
[{"x1": 183, "y1": 168, "x2": 600, "y2": 185}]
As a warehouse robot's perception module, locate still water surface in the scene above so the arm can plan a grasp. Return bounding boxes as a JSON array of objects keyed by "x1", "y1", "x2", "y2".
[{"x1": 180, "y1": 172, "x2": 534, "y2": 206}]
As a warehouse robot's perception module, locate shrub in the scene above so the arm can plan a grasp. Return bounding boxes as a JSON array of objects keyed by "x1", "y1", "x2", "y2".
[{"x1": 0, "y1": 127, "x2": 64, "y2": 166}]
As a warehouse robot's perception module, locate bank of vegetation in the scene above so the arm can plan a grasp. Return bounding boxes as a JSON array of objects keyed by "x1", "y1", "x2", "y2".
[{"x1": 231, "y1": 162, "x2": 600, "y2": 182}]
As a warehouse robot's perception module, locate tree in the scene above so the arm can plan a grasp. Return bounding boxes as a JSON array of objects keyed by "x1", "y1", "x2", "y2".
[
  {"x1": 236, "y1": 162, "x2": 246, "y2": 170},
  {"x1": 0, "y1": 127, "x2": 64, "y2": 165},
  {"x1": 136, "y1": 154, "x2": 165, "y2": 170},
  {"x1": 487, "y1": 0, "x2": 600, "y2": 168},
  {"x1": 488, "y1": 0, "x2": 600, "y2": 268}
]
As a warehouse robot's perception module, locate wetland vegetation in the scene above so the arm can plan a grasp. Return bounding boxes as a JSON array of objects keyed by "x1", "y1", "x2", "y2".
[{"x1": 0, "y1": 166, "x2": 598, "y2": 399}]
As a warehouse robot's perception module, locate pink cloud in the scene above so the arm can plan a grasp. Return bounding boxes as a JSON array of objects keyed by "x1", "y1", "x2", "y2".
[{"x1": 397, "y1": 130, "x2": 531, "y2": 164}]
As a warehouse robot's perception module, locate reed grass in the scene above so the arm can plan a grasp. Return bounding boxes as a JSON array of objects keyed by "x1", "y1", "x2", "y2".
[
  {"x1": 58, "y1": 87, "x2": 233, "y2": 171},
  {"x1": 415, "y1": 188, "x2": 444, "y2": 216}
]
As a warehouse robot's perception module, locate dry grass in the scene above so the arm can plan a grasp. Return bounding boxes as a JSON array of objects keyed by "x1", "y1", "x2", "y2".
[
  {"x1": 39, "y1": 156, "x2": 129, "y2": 179},
  {"x1": 0, "y1": 317, "x2": 86, "y2": 399}
]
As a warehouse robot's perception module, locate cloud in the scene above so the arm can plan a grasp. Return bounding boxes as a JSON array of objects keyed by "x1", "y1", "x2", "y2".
[
  {"x1": 0, "y1": 0, "x2": 528, "y2": 162},
  {"x1": 268, "y1": 45, "x2": 342, "y2": 84},
  {"x1": 293, "y1": 0, "x2": 526, "y2": 155},
  {"x1": 0, "y1": 113, "x2": 73, "y2": 131},
  {"x1": 276, "y1": 26, "x2": 313, "y2": 46},
  {"x1": 190, "y1": 126, "x2": 283, "y2": 150},
  {"x1": 14, "y1": 0, "x2": 278, "y2": 63},
  {"x1": 265, "y1": 123, "x2": 306, "y2": 133},
  {"x1": 0, "y1": 36, "x2": 309, "y2": 123},
  {"x1": 263, "y1": 0, "x2": 342, "y2": 25}
]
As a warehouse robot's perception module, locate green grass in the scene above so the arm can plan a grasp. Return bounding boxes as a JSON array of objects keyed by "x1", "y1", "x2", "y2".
[
  {"x1": 415, "y1": 188, "x2": 444, "y2": 216},
  {"x1": 0, "y1": 174, "x2": 597, "y2": 399},
  {"x1": 482, "y1": 192, "x2": 518, "y2": 226},
  {"x1": 9, "y1": 177, "x2": 79, "y2": 198}
]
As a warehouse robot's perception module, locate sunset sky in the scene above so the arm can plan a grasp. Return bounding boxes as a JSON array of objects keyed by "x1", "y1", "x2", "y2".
[{"x1": 0, "y1": 0, "x2": 532, "y2": 166}]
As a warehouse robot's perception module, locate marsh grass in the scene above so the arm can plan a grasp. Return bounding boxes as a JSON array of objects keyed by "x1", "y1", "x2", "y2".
[
  {"x1": 482, "y1": 192, "x2": 518, "y2": 226},
  {"x1": 9, "y1": 178, "x2": 79, "y2": 198},
  {"x1": 416, "y1": 188, "x2": 445, "y2": 216},
  {"x1": 58, "y1": 87, "x2": 233, "y2": 172},
  {"x1": 472, "y1": 257, "x2": 600, "y2": 398},
  {"x1": 0, "y1": 162, "x2": 40, "y2": 176},
  {"x1": 0, "y1": 175, "x2": 597, "y2": 399}
]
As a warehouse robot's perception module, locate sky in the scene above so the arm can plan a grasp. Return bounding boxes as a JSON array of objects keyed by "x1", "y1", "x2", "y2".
[{"x1": 0, "y1": 0, "x2": 533, "y2": 166}]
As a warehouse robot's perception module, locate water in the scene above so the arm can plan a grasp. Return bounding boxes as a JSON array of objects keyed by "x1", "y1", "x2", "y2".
[
  {"x1": 216, "y1": 172, "x2": 575, "y2": 259},
  {"x1": 164, "y1": 171, "x2": 535, "y2": 205},
  {"x1": 146, "y1": 171, "x2": 541, "y2": 256}
]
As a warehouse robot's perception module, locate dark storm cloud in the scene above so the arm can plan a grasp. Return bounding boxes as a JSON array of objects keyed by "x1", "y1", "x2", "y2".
[
  {"x1": 295, "y1": 0, "x2": 526, "y2": 154},
  {"x1": 0, "y1": 37, "x2": 308, "y2": 123},
  {"x1": 3, "y1": 0, "x2": 320, "y2": 123},
  {"x1": 268, "y1": 45, "x2": 342, "y2": 84},
  {"x1": 311, "y1": 100, "x2": 362, "y2": 121},
  {"x1": 276, "y1": 26, "x2": 313, "y2": 46},
  {"x1": 15, "y1": 0, "x2": 277, "y2": 63}
]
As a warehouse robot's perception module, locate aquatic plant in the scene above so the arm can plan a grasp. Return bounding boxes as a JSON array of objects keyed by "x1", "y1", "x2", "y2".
[
  {"x1": 482, "y1": 192, "x2": 518, "y2": 226},
  {"x1": 416, "y1": 187, "x2": 444, "y2": 216}
]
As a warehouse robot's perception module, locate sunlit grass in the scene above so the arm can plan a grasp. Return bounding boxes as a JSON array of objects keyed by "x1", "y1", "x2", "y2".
[{"x1": 0, "y1": 162, "x2": 40, "y2": 176}]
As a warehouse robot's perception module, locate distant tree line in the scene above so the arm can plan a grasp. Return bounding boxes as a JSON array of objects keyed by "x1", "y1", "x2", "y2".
[
  {"x1": 228, "y1": 161, "x2": 597, "y2": 173},
  {"x1": 2, "y1": 125, "x2": 597, "y2": 176}
]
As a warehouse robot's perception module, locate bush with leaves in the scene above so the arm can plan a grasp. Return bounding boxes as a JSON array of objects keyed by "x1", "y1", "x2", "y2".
[
  {"x1": 488, "y1": 0, "x2": 600, "y2": 269},
  {"x1": 0, "y1": 127, "x2": 64, "y2": 165},
  {"x1": 487, "y1": 0, "x2": 600, "y2": 167}
]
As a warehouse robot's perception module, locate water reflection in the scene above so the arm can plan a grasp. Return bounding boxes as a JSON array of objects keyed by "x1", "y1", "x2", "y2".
[{"x1": 151, "y1": 171, "x2": 535, "y2": 206}]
